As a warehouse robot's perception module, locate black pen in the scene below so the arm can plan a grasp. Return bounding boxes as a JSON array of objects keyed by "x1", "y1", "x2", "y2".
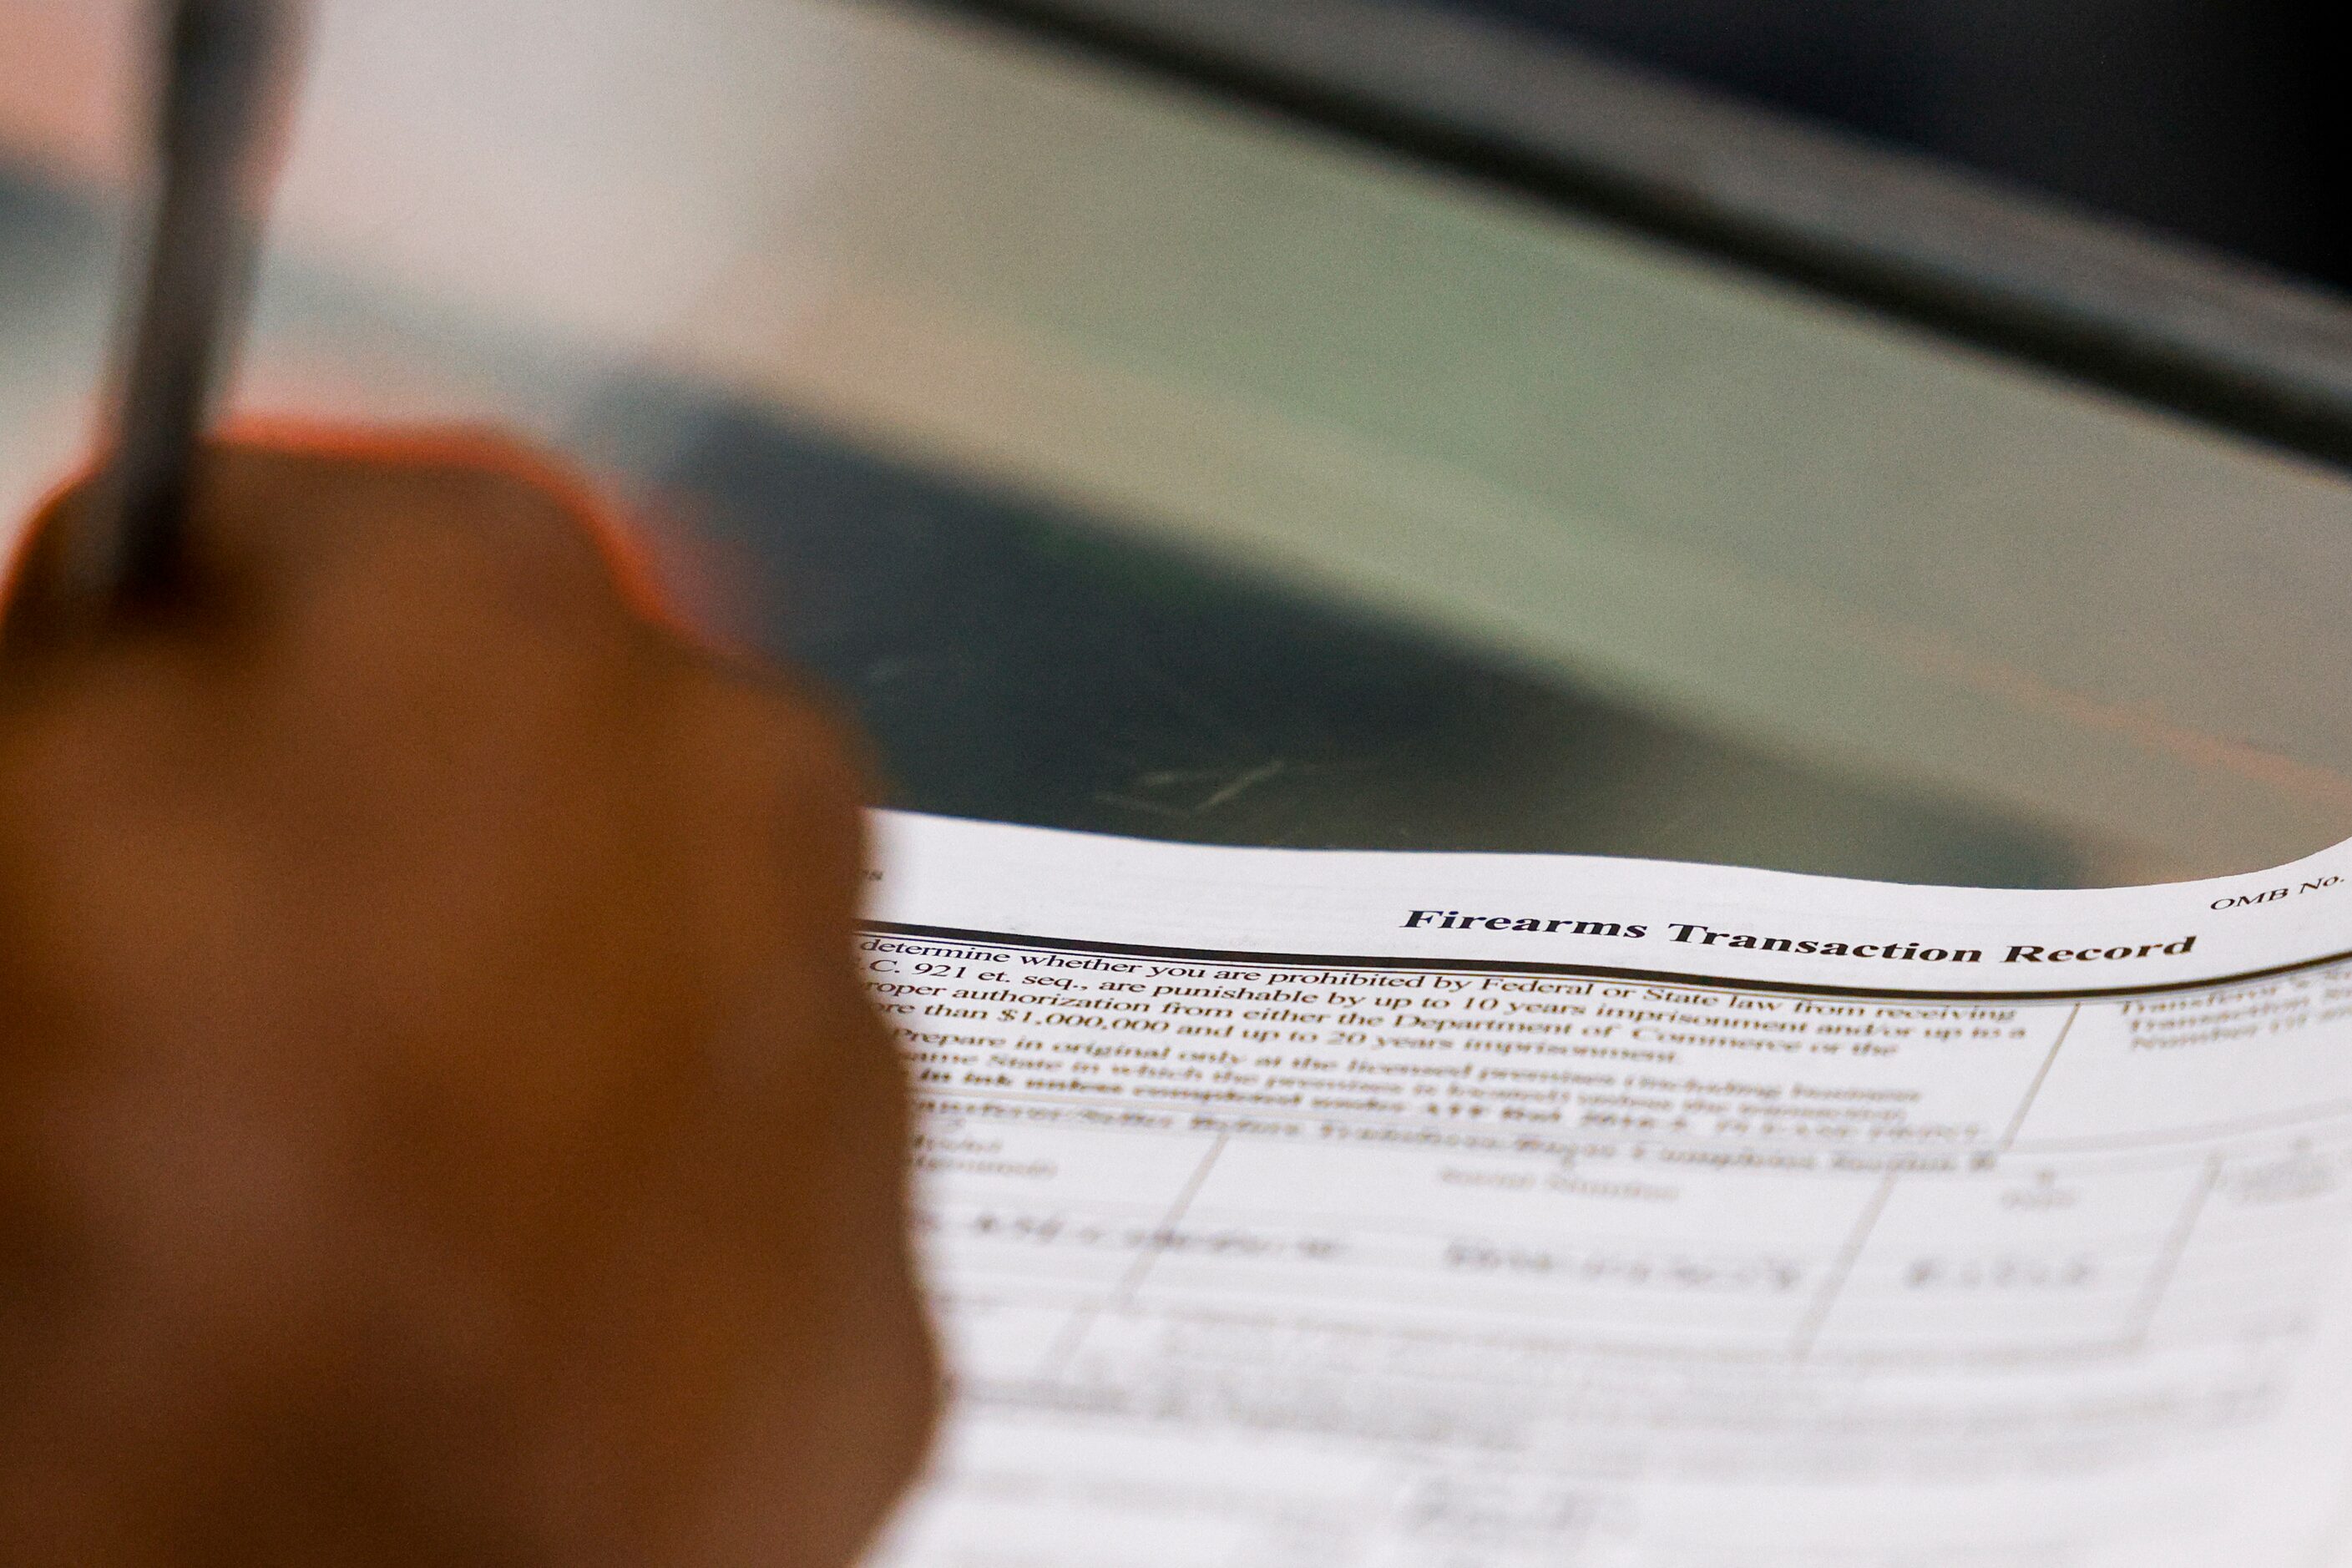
[{"x1": 68, "y1": 0, "x2": 297, "y2": 605}]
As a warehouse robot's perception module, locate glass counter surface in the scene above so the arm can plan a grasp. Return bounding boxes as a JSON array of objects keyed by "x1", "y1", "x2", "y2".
[{"x1": 4, "y1": 0, "x2": 2351, "y2": 890}]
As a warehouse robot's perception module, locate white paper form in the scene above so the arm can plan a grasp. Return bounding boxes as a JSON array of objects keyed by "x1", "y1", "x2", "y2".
[{"x1": 860, "y1": 810, "x2": 2352, "y2": 1567}]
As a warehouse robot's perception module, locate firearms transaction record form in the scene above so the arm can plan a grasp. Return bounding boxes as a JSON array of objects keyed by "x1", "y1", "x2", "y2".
[{"x1": 859, "y1": 810, "x2": 2352, "y2": 1566}]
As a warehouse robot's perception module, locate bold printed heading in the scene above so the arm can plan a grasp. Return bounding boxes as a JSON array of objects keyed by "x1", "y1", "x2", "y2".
[{"x1": 1402, "y1": 910, "x2": 2198, "y2": 966}]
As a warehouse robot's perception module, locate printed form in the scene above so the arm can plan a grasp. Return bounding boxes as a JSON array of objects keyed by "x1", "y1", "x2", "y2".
[{"x1": 861, "y1": 810, "x2": 2352, "y2": 1567}]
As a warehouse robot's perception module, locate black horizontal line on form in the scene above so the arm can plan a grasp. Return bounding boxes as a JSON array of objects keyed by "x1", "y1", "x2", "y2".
[{"x1": 863, "y1": 922, "x2": 2352, "y2": 1007}]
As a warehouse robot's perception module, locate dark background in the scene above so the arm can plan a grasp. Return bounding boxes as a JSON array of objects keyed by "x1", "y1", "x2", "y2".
[{"x1": 1395, "y1": 0, "x2": 2347, "y2": 292}]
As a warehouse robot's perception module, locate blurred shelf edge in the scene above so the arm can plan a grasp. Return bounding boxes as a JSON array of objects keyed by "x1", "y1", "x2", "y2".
[{"x1": 905, "y1": 0, "x2": 2352, "y2": 472}]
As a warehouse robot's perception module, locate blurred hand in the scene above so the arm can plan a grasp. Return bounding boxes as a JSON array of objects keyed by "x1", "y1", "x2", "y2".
[{"x1": 0, "y1": 434, "x2": 937, "y2": 1566}]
